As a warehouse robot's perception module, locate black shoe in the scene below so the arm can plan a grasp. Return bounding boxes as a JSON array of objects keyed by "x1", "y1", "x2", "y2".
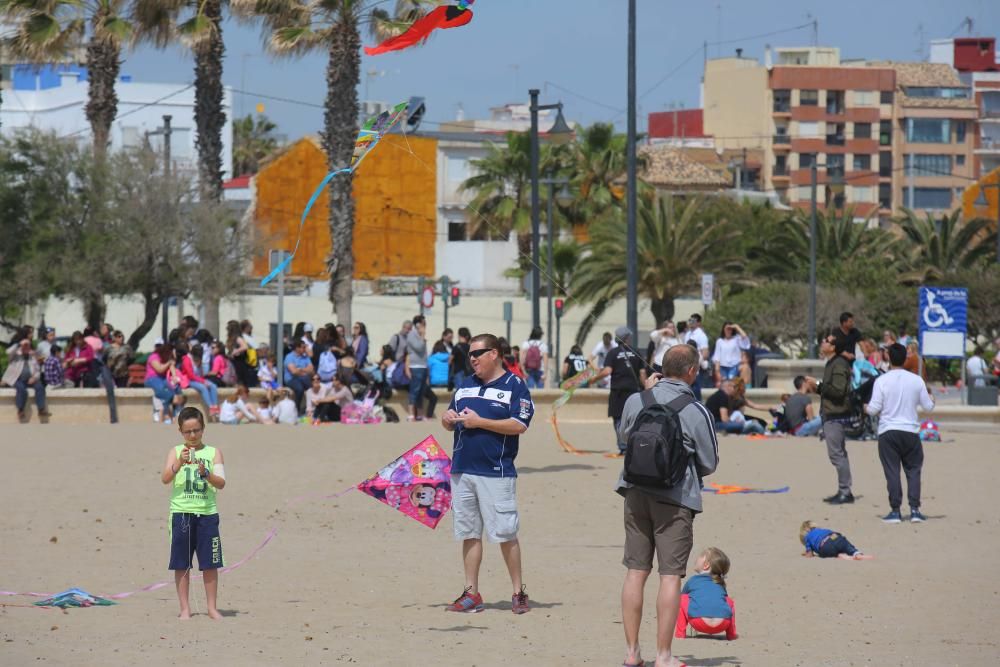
[{"x1": 823, "y1": 492, "x2": 855, "y2": 505}]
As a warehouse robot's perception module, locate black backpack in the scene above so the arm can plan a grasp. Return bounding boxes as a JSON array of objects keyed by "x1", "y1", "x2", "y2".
[{"x1": 623, "y1": 390, "x2": 695, "y2": 489}]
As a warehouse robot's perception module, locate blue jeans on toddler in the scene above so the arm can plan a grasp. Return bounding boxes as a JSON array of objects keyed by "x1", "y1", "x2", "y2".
[{"x1": 816, "y1": 533, "x2": 860, "y2": 558}]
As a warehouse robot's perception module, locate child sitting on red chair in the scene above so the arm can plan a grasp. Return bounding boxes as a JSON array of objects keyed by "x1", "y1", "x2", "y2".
[{"x1": 675, "y1": 546, "x2": 737, "y2": 641}]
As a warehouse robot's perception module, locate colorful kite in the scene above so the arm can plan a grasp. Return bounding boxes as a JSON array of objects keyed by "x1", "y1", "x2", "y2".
[
  {"x1": 365, "y1": 1, "x2": 475, "y2": 56},
  {"x1": 260, "y1": 101, "x2": 410, "y2": 286},
  {"x1": 357, "y1": 436, "x2": 453, "y2": 529},
  {"x1": 34, "y1": 588, "x2": 116, "y2": 608},
  {"x1": 550, "y1": 368, "x2": 599, "y2": 455},
  {"x1": 703, "y1": 483, "x2": 790, "y2": 495}
]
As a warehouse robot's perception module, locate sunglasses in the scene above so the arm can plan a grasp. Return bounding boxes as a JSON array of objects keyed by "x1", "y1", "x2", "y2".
[{"x1": 469, "y1": 348, "x2": 495, "y2": 359}]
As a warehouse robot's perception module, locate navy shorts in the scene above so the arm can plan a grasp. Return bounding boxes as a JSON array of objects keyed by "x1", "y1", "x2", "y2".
[{"x1": 168, "y1": 513, "x2": 224, "y2": 571}]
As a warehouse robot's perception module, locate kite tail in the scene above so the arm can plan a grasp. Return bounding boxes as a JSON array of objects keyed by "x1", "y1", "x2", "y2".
[{"x1": 260, "y1": 167, "x2": 352, "y2": 287}]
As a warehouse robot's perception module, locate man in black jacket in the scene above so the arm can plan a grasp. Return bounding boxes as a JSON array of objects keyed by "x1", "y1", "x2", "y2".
[{"x1": 820, "y1": 333, "x2": 855, "y2": 504}]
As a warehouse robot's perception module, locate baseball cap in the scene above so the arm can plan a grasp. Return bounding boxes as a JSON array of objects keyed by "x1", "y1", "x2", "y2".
[
  {"x1": 153, "y1": 337, "x2": 164, "y2": 346},
  {"x1": 614, "y1": 326, "x2": 632, "y2": 340},
  {"x1": 303, "y1": 323, "x2": 314, "y2": 333}
]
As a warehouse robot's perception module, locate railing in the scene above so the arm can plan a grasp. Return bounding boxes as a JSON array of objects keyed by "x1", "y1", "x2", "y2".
[
  {"x1": 827, "y1": 166, "x2": 845, "y2": 179},
  {"x1": 773, "y1": 134, "x2": 791, "y2": 144},
  {"x1": 826, "y1": 134, "x2": 846, "y2": 146},
  {"x1": 773, "y1": 102, "x2": 791, "y2": 113},
  {"x1": 772, "y1": 165, "x2": 789, "y2": 176}
]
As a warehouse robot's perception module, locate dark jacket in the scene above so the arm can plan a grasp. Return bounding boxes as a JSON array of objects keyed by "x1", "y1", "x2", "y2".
[{"x1": 820, "y1": 354, "x2": 853, "y2": 419}]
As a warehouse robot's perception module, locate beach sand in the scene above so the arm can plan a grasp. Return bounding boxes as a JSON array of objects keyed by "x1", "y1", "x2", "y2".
[{"x1": 1, "y1": 421, "x2": 997, "y2": 666}]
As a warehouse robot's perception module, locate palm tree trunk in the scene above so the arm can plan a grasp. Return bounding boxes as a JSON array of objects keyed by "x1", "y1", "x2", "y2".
[
  {"x1": 84, "y1": 11, "x2": 121, "y2": 160},
  {"x1": 322, "y1": 20, "x2": 361, "y2": 327},
  {"x1": 194, "y1": 0, "x2": 226, "y2": 332},
  {"x1": 194, "y1": 0, "x2": 226, "y2": 202}
]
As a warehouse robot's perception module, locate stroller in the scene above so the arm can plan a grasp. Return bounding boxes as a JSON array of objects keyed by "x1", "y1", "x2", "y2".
[{"x1": 845, "y1": 375, "x2": 879, "y2": 440}]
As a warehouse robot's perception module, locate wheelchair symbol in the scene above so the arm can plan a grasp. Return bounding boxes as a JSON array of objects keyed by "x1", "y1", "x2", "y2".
[{"x1": 922, "y1": 292, "x2": 954, "y2": 328}]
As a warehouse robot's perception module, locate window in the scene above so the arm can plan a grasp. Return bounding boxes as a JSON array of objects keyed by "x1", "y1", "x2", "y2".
[
  {"x1": 904, "y1": 87, "x2": 970, "y2": 99},
  {"x1": 826, "y1": 90, "x2": 845, "y2": 115},
  {"x1": 774, "y1": 124, "x2": 790, "y2": 144},
  {"x1": 830, "y1": 189, "x2": 846, "y2": 209},
  {"x1": 853, "y1": 154, "x2": 872, "y2": 171},
  {"x1": 447, "y1": 155, "x2": 469, "y2": 183},
  {"x1": 912, "y1": 187, "x2": 953, "y2": 210},
  {"x1": 797, "y1": 186, "x2": 813, "y2": 201},
  {"x1": 906, "y1": 118, "x2": 950, "y2": 143},
  {"x1": 799, "y1": 152, "x2": 816, "y2": 169},
  {"x1": 879, "y1": 183, "x2": 892, "y2": 209},
  {"x1": 773, "y1": 89, "x2": 791, "y2": 113},
  {"x1": 905, "y1": 154, "x2": 952, "y2": 177},
  {"x1": 121, "y1": 126, "x2": 142, "y2": 149},
  {"x1": 852, "y1": 186, "x2": 874, "y2": 203},
  {"x1": 448, "y1": 222, "x2": 467, "y2": 241},
  {"x1": 957, "y1": 155, "x2": 966, "y2": 166},
  {"x1": 880, "y1": 90, "x2": 894, "y2": 105},
  {"x1": 798, "y1": 121, "x2": 820, "y2": 138},
  {"x1": 826, "y1": 123, "x2": 846, "y2": 146},
  {"x1": 800, "y1": 90, "x2": 819, "y2": 106},
  {"x1": 826, "y1": 153, "x2": 845, "y2": 179},
  {"x1": 879, "y1": 120, "x2": 893, "y2": 146},
  {"x1": 854, "y1": 122, "x2": 872, "y2": 139},
  {"x1": 774, "y1": 155, "x2": 788, "y2": 176},
  {"x1": 854, "y1": 91, "x2": 876, "y2": 107},
  {"x1": 879, "y1": 151, "x2": 893, "y2": 177},
  {"x1": 955, "y1": 121, "x2": 966, "y2": 143}
]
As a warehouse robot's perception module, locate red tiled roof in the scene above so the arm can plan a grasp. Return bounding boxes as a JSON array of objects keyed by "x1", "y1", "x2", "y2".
[{"x1": 224, "y1": 175, "x2": 252, "y2": 189}]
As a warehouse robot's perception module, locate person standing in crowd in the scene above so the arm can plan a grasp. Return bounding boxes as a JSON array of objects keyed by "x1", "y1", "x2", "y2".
[
  {"x1": 406, "y1": 315, "x2": 437, "y2": 420},
  {"x1": 240, "y1": 320, "x2": 260, "y2": 386},
  {"x1": 649, "y1": 321, "x2": 681, "y2": 374},
  {"x1": 966, "y1": 346, "x2": 989, "y2": 388},
  {"x1": 712, "y1": 323, "x2": 750, "y2": 386},
  {"x1": 352, "y1": 322, "x2": 370, "y2": 367},
  {"x1": 441, "y1": 333, "x2": 534, "y2": 615},
  {"x1": 616, "y1": 345, "x2": 719, "y2": 667},
  {"x1": 785, "y1": 375, "x2": 822, "y2": 436},
  {"x1": 283, "y1": 338, "x2": 315, "y2": 413},
  {"x1": 301, "y1": 323, "x2": 316, "y2": 354},
  {"x1": 226, "y1": 321, "x2": 254, "y2": 389},
  {"x1": 3, "y1": 338, "x2": 50, "y2": 422},
  {"x1": 450, "y1": 328, "x2": 473, "y2": 390},
  {"x1": 562, "y1": 345, "x2": 590, "y2": 384},
  {"x1": 683, "y1": 314, "x2": 711, "y2": 400},
  {"x1": 902, "y1": 341, "x2": 927, "y2": 380},
  {"x1": 441, "y1": 328, "x2": 455, "y2": 354},
  {"x1": 819, "y1": 333, "x2": 855, "y2": 504},
  {"x1": 389, "y1": 320, "x2": 413, "y2": 362},
  {"x1": 866, "y1": 343, "x2": 935, "y2": 524},
  {"x1": 335, "y1": 323, "x2": 349, "y2": 347},
  {"x1": 593, "y1": 327, "x2": 647, "y2": 456},
  {"x1": 520, "y1": 327, "x2": 548, "y2": 389},
  {"x1": 832, "y1": 312, "x2": 861, "y2": 361}
]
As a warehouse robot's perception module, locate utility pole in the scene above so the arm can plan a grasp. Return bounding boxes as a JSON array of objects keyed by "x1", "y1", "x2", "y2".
[
  {"x1": 808, "y1": 159, "x2": 818, "y2": 359},
  {"x1": 626, "y1": 0, "x2": 639, "y2": 343},
  {"x1": 148, "y1": 114, "x2": 174, "y2": 339},
  {"x1": 529, "y1": 89, "x2": 541, "y2": 331},
  {"x1": 546, "y1": 185, "x2": 554, "y2": 366}
]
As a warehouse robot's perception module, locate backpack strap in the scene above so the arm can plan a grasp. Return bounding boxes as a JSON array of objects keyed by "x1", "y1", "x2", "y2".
[
  {"x1": 639, "y1": 389, "x2": 657, "y2": 409},
  {"x1": 665, "y1": 393, "x2": 695, "y2": 414}
]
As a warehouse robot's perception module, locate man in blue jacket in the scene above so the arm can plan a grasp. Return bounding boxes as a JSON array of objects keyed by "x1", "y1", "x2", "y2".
[{"x1": 441, "y1": 333, "x2": 534, "y2": 615}]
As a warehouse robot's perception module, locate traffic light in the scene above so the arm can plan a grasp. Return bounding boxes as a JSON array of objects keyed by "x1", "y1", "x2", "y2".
[
  {"x1": 450, "y1": 286, "x2": 460, "y2": 306},
  {"x1": 555, "y1": 298, "x2": 565, "y2": 318}
]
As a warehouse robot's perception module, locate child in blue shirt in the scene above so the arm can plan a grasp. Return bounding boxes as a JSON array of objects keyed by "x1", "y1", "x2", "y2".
[
  {"x1": 800, "y1": 520, "x2": 874, "y2": 560},
  {"x1": 674, "y1": 547, "x2": 737, "y2": 640}
]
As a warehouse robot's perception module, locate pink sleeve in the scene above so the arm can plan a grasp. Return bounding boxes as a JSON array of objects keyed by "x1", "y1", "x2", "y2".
[
  {"x1": 182, "y1": 356, "x2": 206, "y2": 383},
  {"x1": 211, "y1": 356, "x2": 227, "y2": 375}
]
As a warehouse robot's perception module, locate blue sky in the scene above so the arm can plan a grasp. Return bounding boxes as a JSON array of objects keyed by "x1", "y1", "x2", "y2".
[{"x1": 120, "y1": 0, "x2": 1000, "y2": 140}]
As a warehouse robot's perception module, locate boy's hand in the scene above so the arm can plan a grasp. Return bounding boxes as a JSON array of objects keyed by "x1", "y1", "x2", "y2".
[
  {"x1": 198, "y1": 460, "x2": 208, "y2": 479},
  {"x1": 179, "y1": 448, "x2": 192, "y2": 465}
]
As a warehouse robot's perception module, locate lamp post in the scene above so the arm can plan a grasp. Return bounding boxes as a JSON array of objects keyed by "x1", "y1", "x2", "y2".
[
  {"x1": 808, "y1": 156, "x2": 844, "y2": 358},
  {"x1": 541, "y1": 174, "x2": 572, "y2": 384},
  {"x1": 529, "y1": 90, "x2": 573, "y2": 332},
  {"x1": 626, "y1": 0, "x2": 638, "y2": 342}
]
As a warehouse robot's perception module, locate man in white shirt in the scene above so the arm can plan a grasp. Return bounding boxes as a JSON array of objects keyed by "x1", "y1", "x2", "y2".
[
  {"x1": 589, "y1": 332, "x2": 616, "y2": 388},
  {"x1": 682, "y1": 314, "x2": 710, "y2": 400},
  {"x1": 865, "y1": 343, "x2": 935, "y2": 524},
  {"x1": 966, "y1": 347, "x2": 989, "y2": 388}
]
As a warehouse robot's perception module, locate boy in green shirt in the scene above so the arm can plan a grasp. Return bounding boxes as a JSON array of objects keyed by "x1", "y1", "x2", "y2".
[{"x1": 161, "y1": 407, "x2": 227, "y2": 619}]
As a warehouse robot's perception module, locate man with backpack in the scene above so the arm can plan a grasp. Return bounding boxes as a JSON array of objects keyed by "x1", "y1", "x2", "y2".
[
  {"x1": 615, "y1": 344, "x2": 719, "y2": 667},
  {"x1": 520, "y1": 327, "x2": 548, "y2": 389},
  {"x1": 389, "y1": 320, "x2": 413, "y2": 362}
]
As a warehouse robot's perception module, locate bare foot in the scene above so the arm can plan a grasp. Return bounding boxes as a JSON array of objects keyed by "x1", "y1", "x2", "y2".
[
  {"x1": 655, "y1": 653, "x2": 685, "y2": 667},
  {"x1": 178, "y1": 611, "x2": 192, "y2": 620},
  {"x1": 853, "y1": 553, "x2": 875, "y2": 560},
  {"x1": 207, "y1": 609, "x2": 223, "y2": 620},
  {"x1": 623, "y1": 644, "x2": 642, "y2": 666}
]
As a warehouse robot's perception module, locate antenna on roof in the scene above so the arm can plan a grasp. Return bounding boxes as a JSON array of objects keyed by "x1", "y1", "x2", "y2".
[{"x1": 915, "y1": 23, "x2": 926, "y2": 60}]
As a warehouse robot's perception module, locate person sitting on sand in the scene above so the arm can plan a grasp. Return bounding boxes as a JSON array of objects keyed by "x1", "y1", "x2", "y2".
[
  {"x1": 675, "y1": 547, "x2": 737, "y2": 641},
  {"x1": 160, "y1": 407, "x2": 226, "y2": 620},
  {"x1": 800, "y1": 521, "x2": 873, "y2": 560},
  {"x1": 219, "y1": 385, "x2": 257, "y2": 425}
]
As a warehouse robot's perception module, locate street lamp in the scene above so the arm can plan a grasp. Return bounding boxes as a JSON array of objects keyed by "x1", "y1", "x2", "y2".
[
  {"x1": 529, "y1": 89, "x2": 573, "y2": 332},
  {"x1": 541, "y1": 174, "x2": 572, "y2": 382},
  {"x1": 626, "y1": 0, "x2": 638, "y2": 343}
]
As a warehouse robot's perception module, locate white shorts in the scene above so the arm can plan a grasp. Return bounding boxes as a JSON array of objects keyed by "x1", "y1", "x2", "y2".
[{"x1": 451, "y1": 473, "x2": 519, "y2": 543}]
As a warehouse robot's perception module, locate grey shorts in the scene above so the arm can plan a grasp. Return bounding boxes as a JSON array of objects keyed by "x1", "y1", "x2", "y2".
[{"x1": 451, "y1": 473, "x2": 519, "y2": 543}]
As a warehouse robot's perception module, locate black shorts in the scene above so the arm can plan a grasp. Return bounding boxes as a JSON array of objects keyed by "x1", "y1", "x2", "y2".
[{"x1": 168, "y1": 513, "x2": 224, "y2": 571}]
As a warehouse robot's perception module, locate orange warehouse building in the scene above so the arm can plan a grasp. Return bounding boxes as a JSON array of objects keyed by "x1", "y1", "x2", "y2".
[{"x1": 251, "y1": 134, "x2": 438, "y2": 280}]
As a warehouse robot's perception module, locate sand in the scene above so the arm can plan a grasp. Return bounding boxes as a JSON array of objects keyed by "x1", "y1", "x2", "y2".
[{"x1": 1, "y1": 420, "x2": 997, "y2": 667}]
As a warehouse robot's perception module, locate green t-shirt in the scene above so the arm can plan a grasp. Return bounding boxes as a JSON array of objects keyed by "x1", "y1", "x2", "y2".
[{"x1": 169, "y1": 445, "x2": 218, "y2": 515}]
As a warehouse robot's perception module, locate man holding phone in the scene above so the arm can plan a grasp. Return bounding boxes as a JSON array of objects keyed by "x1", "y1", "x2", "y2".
[{"x1": 441, "y1": 333, "x2": 534, "y2": 615}]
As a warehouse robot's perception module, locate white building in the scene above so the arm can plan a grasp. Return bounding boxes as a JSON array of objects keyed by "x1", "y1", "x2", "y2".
[{"x1": 0, "y1": 63, "x2": 233, "y2": 178}]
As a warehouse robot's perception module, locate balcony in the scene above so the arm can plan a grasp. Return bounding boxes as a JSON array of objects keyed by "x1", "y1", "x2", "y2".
[
  {"x1": 826, "y1": 134, "x2": 846, "y2": 146},
  {"x1": 773, "y1": 102, "x2": 791, "y2": 114},
  {"x1": 773, "y1": 134, "x2": 791, "y2": 144},
  {"x1": 827, "y1": 166, "x2": 845, "y2": 180},
  {"x1": 975, "y1": 136, "x2": 1000, "y2": 153},
  {"x1": 772, "y1": 164, "x2": 789, "y2": 177}
]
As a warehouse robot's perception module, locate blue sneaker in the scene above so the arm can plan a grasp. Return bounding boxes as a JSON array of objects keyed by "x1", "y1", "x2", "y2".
[
  {"x1": 910, "y1": 508, "x2": 926, "y2": 523},
  {"x1": 882, "y1": 510, "x2": 902, "y2": 524}
]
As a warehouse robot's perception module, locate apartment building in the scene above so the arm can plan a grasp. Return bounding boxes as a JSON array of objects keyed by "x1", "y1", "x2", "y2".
[{"x1": 930, "y1": 37, "x2": 1000, "y2": 178}]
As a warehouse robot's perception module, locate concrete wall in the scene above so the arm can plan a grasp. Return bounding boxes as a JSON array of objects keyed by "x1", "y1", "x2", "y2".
[{"x1": 703, "y1": 58, "x2": 770, "y2": 151}]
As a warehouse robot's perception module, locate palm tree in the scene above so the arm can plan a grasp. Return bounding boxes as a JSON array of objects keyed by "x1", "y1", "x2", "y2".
[
  {"x1": 233, "y1": 0, "x2": 429, "y2": 326},
  {"x1": 1, "y1": 0, "x2": 131, "y2": 159},
  {"x1": 232, "y1": 113, "x2": 280, "y2": 176},
  {"x1": 894, "y1": 208, "x2": 996, "y2": 283},
  {"x1": 570, "y1": 194, "x2": 743, "y2": 345},
  {"x1": 564, "y1": 122, "x2": 628, "y2": 232}
]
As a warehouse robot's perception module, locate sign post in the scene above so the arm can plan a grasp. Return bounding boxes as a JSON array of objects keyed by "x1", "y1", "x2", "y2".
[
  {"x1": 503, "y1": 301, "x2": 513, "y2": 343},
  {"x1": 701, "y1": 274, "x2": 714, "y2": 309},
  {"x1": 918, "y1": 286, "x2": 968, "y2": 403}
]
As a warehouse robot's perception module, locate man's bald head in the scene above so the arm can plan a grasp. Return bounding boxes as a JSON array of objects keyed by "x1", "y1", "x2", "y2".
[{"x1": 661, "y1": 344, "x2": 699, "y2": 380}]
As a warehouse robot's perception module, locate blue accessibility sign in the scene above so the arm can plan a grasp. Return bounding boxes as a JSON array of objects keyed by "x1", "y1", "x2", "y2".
[{"x1": 918, "y1": 287, "x2": 968, "y2": 359}]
